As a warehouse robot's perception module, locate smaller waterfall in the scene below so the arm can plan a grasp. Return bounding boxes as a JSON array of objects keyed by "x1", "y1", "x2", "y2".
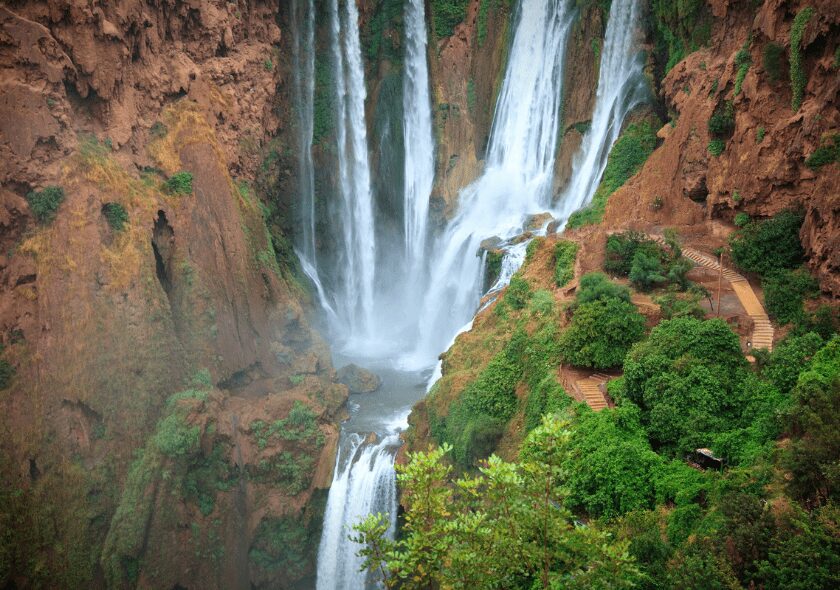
[
  {"x1": 402, "y1": 0, "x2": 435, "y2": 275},
  {"x1": 292, "y1": 0, "x2": 318, "y2": 266},
  {"x1": 555, "y1": 0, "x2": 646, "y2": 220},
  {"x1": 316, "y1": 433, "x2": 400, "y2": 590},
  {"x1": 330, "y1": 0, "x2": 377, "y2": 339}
]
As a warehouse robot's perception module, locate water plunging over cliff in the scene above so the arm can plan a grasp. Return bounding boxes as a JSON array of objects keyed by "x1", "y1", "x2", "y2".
[
  {"x1": 408, "y1": 0, "x2": 574, "y2": 365},
  {"x1": 292, "y1": 0, "x2": 317, "y2": 268},
  {"x1": 330, "y1": 0, "x2": 377, "y2": 340},
  {"x1": 402, "y1": 0, "x2": 435, "y2": 277},
  {"x1": 556, "y1": 0, "x2": 647, "y2": 219}
]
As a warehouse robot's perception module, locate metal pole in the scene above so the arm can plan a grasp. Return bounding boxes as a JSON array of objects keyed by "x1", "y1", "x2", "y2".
[{"x1": 716, "y1": 250, "x2": 724, "y2": 316}]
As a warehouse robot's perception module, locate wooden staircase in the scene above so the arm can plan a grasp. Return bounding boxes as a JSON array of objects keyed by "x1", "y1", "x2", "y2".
[
  {"x1": 575, "y1": 373, "x2": 611, "y2": 411},
  {"x1": 650, "y1": 235, "x2": 774, "y2": 351}
]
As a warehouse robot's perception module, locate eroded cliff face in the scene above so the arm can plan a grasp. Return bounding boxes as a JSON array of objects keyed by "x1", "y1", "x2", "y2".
[
  {"x1": 0, "y1": 2, "x2": 345, "y2": 588},
  {"x1": 605, "y1": 0, "x2": 839, "y2": 294}
]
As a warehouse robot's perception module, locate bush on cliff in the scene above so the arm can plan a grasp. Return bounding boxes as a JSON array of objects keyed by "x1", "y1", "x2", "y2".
[
  {"x1": 763, "y1": 268, "x2": 819, "y2": 326},
  {"x1": 729, "y1": 210, "x2": 804, "y2": 276},
  {"x1": 26, "y1": 186, "x2": 65, "y2": 224},
  {"x1": 164, "y1": 171, "x2": 194, "y2": 195},
  {"x1": 430, "y1": 0, "x2": 469, "y2": 38}
]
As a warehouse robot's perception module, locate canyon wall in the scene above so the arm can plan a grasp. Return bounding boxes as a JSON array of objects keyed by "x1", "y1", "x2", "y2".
[{"x1": 0, "y1": 2, "x2": 346, "y2": 588}]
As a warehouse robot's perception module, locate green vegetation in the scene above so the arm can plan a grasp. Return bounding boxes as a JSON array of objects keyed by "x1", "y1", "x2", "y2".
[
  {"x1": 250, "y1": 401, "x2": 321, "y2": 448},
  {"x1": 649, "y1": 0, "x2": 712, "y2": 73},
  {"x1": 0, "y1": 359, "x2": 13, "y2": 389},
  {"x1": 484, "y1": 250, "x2": 503, "y2": 286},
  {"x1": 734, "y1": 212, "x2": 750, "y2": 227},
  {"x1": 150, "y1": 121, "x2": 168, "y2": 138},
  {"x1": 363, "y1": 0, "x2": 402, "y2": 62},
  {"x1": 249, "y1": 514, "x2": 316, "y2": 581},
  {"x1": 708, "y1": 100, "x2": 735, "y2": 136},
  {"x1": 789, "y1": 7, "x2": 814, "y2": 111},
  {"x1": 353, "y1": 434, "x2": 643, "y2": 589},
  {"x1": 805, "y1": 134, "x2": 840, "y2": 169},
  {"x1": 477, "y1": 0, "x2": 511, "y2": 47},
  {"x1": 605, "y1": 231, "x2": 692, "y2": 292},
  {"x1": 553, "y1": 240, "x2": 578, "y2": 287},
  {"x1": 729, "y1": 210, "x2": 804, "y2": 276},
  {"x1": 707, "y1": 138, "x2": 726, "y2": 156},
  {"x1": 525, "y1": 237, "x2": 543, "y2": 261},
  {"x1": 313, "y1": 48, "x2": 334, "y2": 145},
  {"x1": 101, "y1": 202, "x2": 128, "y2": 231},
  {"x1": 567, "y1": 121, "x2": 657, "y2": 228},
  {"x1": 762, "y1": 42, "x2": 784, "y2": 83},
  {"x1": 25, "y1": 186, "x2": 65, "y2": 224},
  {"x1": 263, "y1": 58, "x2": 273, "y2": 72},
  {"x1": 163, "y1": 171, "x2": 194, "y2": 195},
  {"x1": 430, "y1": 0, "x2": 469, "y2": 38},
  {"x1": 154, "y1": 413, "x2": 200, "y2": 458},
  {"x1": 733, "y1": 41, "x2": 752, "y2": 96},
  {"x1": 755, "y1": 125, "x2": 766, "y2": 143},
  {"x1": 504, "y1": 274, "x2": 531, "y2": 310},
  {"x1": 763, "y1": 268, "x2": 819, "y2": 326},
  {"x1": 558, "y1": 273, "x2": 646, "y2": 369}
]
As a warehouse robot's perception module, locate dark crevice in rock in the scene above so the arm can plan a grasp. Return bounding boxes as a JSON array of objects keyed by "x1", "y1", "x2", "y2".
[{"x1": 151, "y1": 209, "x2": 174, "y2": 294}]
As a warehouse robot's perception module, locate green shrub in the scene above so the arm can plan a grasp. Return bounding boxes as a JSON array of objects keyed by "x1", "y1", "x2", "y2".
[
  {"x1": 655, "y1": 290, "x2": 706, "y2": 320},
  {"x1": 154, "y1": 414, "x2": 200, "y2": 458},
  {"x1": 762, "y1": 268, "x2": 819, "y2": 326},
  {"x1": 708, "y1": 138, "x2": 726, "y2": 156},
  {"x1": 567, "y1": 121, "x2": 657, "y2": 228},
  {"x1": 708, "y1": 101, "x2": 735, "y2": 136},
  {"x1": 762, "y1": 42, "x2": 784, "y2": 83},
  {"x1": 528, "y1": 289, "x2": 554, "y2": 316},
  {"x1": 762, "y1": 331, "x2": 824, "y2": 393},
  {"x1": 101, "y1": 202, "x2": 129, "y2": 231},
  {"x1": 575, "y1": 272, "x2": 632, "y2": 306},
  {"x1": 733, "y1": 43, "x2": 752, "y2": 96},
  {"x1": 734, "y1": 212, "x2": 750, "y2": 227},
  {"x1": 150, "y1": 122, "x2": 168, "y2": 138},
  {"x1": 430, "y1": 0, "x2": 469, "y2": 38},
  {"x1": 263, "y1": 59, "x2": 273, "y2": 72},
  {"x1": 649, "y1": 0, "x2": 712, "y2": 73},
  {"x1": 729, "y1": 210, "x2": 804, "y2": 276},
  {"x1": 525, "y1": 237, "x2": 543, "y2": 261},
  {"x1": 559, "y1": 296, "x2": 646, "y2": 369},
  {"x1": 0, "y1": 359, "x2": 13, "y2": 389},
  {"x1": 26, "y1": 186, "x2": 65, "y2": 223},
  {"x1": 630, "y1": 248, "x2": 668, "y2": 291},
  {"x1": 805, "y1": 134, "x2": 840, "y2": 169},
  {"x1": 553, "y1": 240, "x2": 578, "y2": 287},
  {"x1": 523, "y1": 375, "x2": 568, "y2": 432},
  {"x1": 756, "y1": 126, "x2": 766, "y2": 143},
  {"x1": 789, "y1": 7, "x2": 814, "y2": 111},
  {"x1": 164, "y1": 171, "x2": 194, "y2": 195},
  {"x1": 505, "y1": 274, "x2": 531, "y2": 310},
  {"x1": 605, "y1": 232, "x2": 692, "y2": 291}
]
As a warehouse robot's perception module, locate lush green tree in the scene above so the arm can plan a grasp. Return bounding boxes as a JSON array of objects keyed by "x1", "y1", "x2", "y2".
[
  {"x1": 25, "y1": 186, "x2": 65, "y2": 223},
  {"x1": 558, "y1": 296, "x2": 646, "y2": 369},
  {"x1": 729, "y1": 210, "x2": 804, "y2": 276},
  {"x1": 763, "y1": 268, "x2": 819, "y2": 325},
  {"x1": 783, "y1": 336, "x2": 840, "y2": 503},
  {"x1": 353, "y1": 418, "x2": 643, "y2": 589},
  {"x1": 573, "y1": 272, "x2": 632, "y2": 306},
  {"x1": 562, "y1": 406, "x2": 662, "y2": 518},
  {"x1": 761, "y1": 332, "x2": 824, "y2": 393},
  {"x1": 630, "y1": 247, "x2": 668, "y2": 290}
]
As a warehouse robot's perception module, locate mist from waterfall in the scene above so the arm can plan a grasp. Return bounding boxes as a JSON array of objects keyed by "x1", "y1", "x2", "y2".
[
  {"x1": 555, "y1": 0, "x2": 647, "y2": 220},
  {"x1": 407, "y1": 0, "x2": 575, "y2": 365},
  {"x1": 329, "y1": 0, "x2": 377, "y2": 340}
]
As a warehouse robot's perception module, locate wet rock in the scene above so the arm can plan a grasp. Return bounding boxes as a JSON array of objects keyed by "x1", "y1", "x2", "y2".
[
  {"x1": 479, "y1": 236, "x2": 503, "y2": 253},
  {"x1": 524, "y1": 212, "x2": 554, "y2": 230},
  {"x1": 336, "y1": 364, "x2": 382, "y2": 394}
]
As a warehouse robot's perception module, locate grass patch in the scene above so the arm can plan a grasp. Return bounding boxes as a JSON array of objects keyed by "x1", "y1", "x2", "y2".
[
  {"x1": 790, "y1": 7, "x2": 814, "y2": 111},
  {"x1": 163, "y1": 172, "x2": 193, "y2": 195},
  {"x1": 101, "y1": 202, "x2": 129, "y2": 231},
  {"x1": 554, "y1": 240, "x2": 578, "y2": 288},
  {"x1": 762, "y1": 42, "x2": 784, "y2": 83},
  {"x1": 805, "y1": 134, "x2": 840, "y2": 169}
]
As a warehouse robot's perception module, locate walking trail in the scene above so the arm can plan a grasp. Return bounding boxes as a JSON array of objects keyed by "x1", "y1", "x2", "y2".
[{"x1": 574, "y1": 233, "x2": 774, "y2": 411}]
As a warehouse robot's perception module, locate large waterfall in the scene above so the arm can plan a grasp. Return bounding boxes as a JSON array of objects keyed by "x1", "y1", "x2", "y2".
[
  {"x1": 292, "y1": 0, "x2": 317, "y2": 267},
  {"x1": 409, "y1": 0, "x2": 575, "y2": 363},
  {"x1": 555, "y1": 0, "x2": 646, "y2": 220},
  {"x1": 330, "y1": 0, "x2": 377, "y2": 340},
  {"x1": 312, "y1": 0, "x2": 646, "y2": 587},
  {"x1": 402, "y1": 0, "x2": 435, "y2": 276}
]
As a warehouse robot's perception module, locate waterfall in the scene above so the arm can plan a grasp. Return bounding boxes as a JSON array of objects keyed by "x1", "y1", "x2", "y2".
[
  {"x1": 292, "y1": 0, "x2": 317, "y2": 266},
  {"x1": 316, "y1": 433, "x2": 400, "y2": 590},
  {"x1": 402, "y1": 0, "x2": 434, "y2": 275},
  {"x1": 330, "y1": 0, "x2": 377, "y2": 339},
  {"x1": 556, "y1": 0, "x2": 646, "y2": 220},
  {"x1": 408, "y1": 0, "x2": 575, "y2": 364}
]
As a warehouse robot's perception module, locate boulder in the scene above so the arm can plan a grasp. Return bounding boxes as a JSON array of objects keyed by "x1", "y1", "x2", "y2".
[
  {"x1": 336, "y1": 364, "x2": 382, "y2": 394},
  {"x1": 524, "y1": 211, "x2": 554, "y2": 230}
]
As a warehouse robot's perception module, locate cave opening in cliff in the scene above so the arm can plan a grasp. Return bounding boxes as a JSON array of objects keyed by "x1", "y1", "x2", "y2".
[{"x1": 151, "y1": 210, "x2": 174, "y2": 294}]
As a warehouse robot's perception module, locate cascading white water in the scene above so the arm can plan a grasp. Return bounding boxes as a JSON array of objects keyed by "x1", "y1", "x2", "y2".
[
  {"x1": 292, "y1": 0, "x2": 317, "y2": 266},
  {"x1": 407, "y1": 0, "x2": 574, "y2": 364},
  {"x1": 330, "y1": 0, "x2": 377, "y2": 339},
  {"x1": 316, "y1": 432, "x2": 401, "y2": 590},
  {"x1": 555, "y1": 0, "x2": 646, "y2": 220},
  {"x1": 402, "y1": 0, "x2": 435, "y2": 275}
]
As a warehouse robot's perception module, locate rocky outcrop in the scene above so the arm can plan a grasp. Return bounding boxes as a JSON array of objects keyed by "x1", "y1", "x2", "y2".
[
  {"x1": 337, "y1": 363, "x2": 382, "y2": 394},
  {"x1": 604, "y1": 0, "x2": 839, "y2": 294}
]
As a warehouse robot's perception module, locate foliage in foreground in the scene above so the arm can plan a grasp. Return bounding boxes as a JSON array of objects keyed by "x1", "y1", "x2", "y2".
[{"x1": 353, "y1": 424, "x2": 642, "y2": 590}]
